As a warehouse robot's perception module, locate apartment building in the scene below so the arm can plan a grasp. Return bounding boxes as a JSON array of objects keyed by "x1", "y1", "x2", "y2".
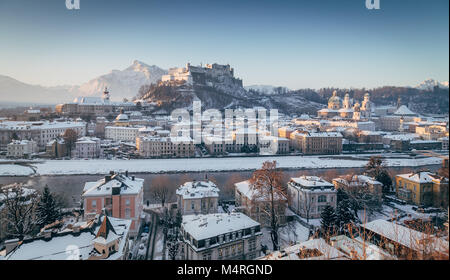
[
  {"x1": 176, "y1": 180, "x2": 219, "y2": 215},
  {"x1": 6, "y1": 140, "x2": 38, "y2": 158},
  {"x1": 332, "y1": 175, "x2": 383, "y2": 202},
  {"x1": 234, "y1": 180, "x2": 287, "y2": 227},
  {"x1": 0, "y1": 120, "x2": 86, "y2": 149},
  {"x1": 395, "y1": 171, "x2": 449, "y2": 208},
  {"x1": 105, "y1": 126, "x2": 140, "y2": 142},
  {"x1": 287, "y1": 176, "x2": 337, "y2": 219},
  {"x1": 136, "y1": 136, "x2": 194, "y2": 158},
  {"x1": 290, "y1": 131, "x2": 342, "y2": 155},
  {"x1": 82, "y1": 171, "x2": 144, "y2": 236},
  {"x1": 74, "y1": 137, "x2": 102, "y2": 158},
  {"x1": 181, "y1": 213, "x2": 262, "y2": 260}
]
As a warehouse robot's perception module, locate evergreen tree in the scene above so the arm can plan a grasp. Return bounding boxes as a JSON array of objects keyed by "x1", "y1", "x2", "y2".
[
  {"x1": 365, "y1": 156, "x2": 392, "y2": 193},
  {"x1": 35, "y1": 186, "x2": 61, "y2": 228},
  {"x1": 335, "y1": 199, "x2": 356, "y2": 233},
  {"x1": 320, "y1": 205, "x2": 336, "y2": 237}
]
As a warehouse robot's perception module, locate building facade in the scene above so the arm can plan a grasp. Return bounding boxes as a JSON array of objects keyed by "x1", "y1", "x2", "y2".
[
  {"x1": 105, "y1": 126, "x2": 140, "y2": 142},
  {"x1": 288, "y1": 176, "x2": 337, "y2": 219},
  {"x1": 82, "y1": 172, "x2": 144, "y2": 236},
  {"x1": 6, "y1": 140, "x2": 38, "y2": 158},
  {"x1": 234, "y1": 180, "x2": 287, "y2": 227},
  {"x1": 395, "y1": 172, "x2": 449, "y2": 208},
  {"x1": 176, "y1": 180, "x2": 219, "y2": 215},
  {"x1": 181, "y1": 213, "x2": 262, "y2": 260},
  {"x1": 74, "y1": 137, "x2": 102, "y2": 158}
]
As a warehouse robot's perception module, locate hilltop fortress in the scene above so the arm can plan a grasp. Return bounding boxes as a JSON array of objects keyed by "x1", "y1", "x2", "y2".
[{"x1": 162, "y1": 63, "x2": 243, "y2": 87}]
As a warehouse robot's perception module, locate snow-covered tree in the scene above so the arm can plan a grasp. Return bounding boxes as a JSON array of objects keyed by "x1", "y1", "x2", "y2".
[
  {"x1": 35, "y1": 186, "x2": 61, "y2": 228},
  {"x1": 320, "y1": 205, "x2": 336, "y2": 237},
  {"x1": 0, "y1": 183, "x2": 39, "y2": 239},
  {"x1": 335, "y1": 199, "x2": 356, "y2": 233}
]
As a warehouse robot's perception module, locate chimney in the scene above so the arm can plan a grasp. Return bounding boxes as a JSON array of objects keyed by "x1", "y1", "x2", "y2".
[
  {"x1": 125, "y1": 170, "x2": 129, "y2": 177},
  {"x1": 73, "y1": 226, "x2": 81, "y2": 235},
  {"x1": 110, "y1": 170, "x2": 115, "y2": 176},
  {"x1": 5, "y1": 239, "x2": 20, "y2": 255},
  {"x1": 43, "y1": 230, "x2": 52, "y2": 241},
  {"x1": 132, "y1": 176, "x2": 135, "y2": 181}
]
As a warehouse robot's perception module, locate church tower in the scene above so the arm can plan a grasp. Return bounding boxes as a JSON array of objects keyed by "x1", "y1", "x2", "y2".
[
  {"x1": 102, "y1": 87, "x2": 110, "y2": 102},
  {"x1": 343, "y1": 92, "x2": 351, "y2": 109},
  {"x1": 361, "y1": 92, "x2": 372, "y2": 118}
]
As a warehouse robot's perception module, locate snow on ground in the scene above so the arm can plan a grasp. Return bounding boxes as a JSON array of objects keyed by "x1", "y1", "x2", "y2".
[
  {"x1": 261, "y1": 221, "x2": 310, "y2": 250},
  {"x1": 0, "y1": 164, "x2": 34, "y2": 176},
  {"x1": 0, "y1": 154, "x2": 442, "y2": 176},
  {"x1": 153, "y1": 227, "x2": 164, "y2": 260}
]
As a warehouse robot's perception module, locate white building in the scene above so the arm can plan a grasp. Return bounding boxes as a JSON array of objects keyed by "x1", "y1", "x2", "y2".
[
  {"x1": 74, "y1": 137, "x2": 102, "y2": 158},
  {"x1": 287, "y1": 176, "x2": 337, "y2": 220},
  {"x1": 6, "y1": 140, "x2": 38, "y2": 158},
  {"x1": 176, "y1": 180, "x2": 219, "y2": 215},
  {"x1": 136, "y1": 136, "x2": 194, "y2": 158},
  {"x1": 0, "y1": 120, "x2": 86, "y2": 149},
  {"x1": 181, "y1": 213, "x2": 263, "y2": 260},
  {"x1": 105, "y1": 126, "x2": 140, "y2": 142}
]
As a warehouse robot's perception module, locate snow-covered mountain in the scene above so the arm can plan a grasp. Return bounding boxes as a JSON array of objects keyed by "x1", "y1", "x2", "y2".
[
  {"x1": 244, "y1": 85, "x2": 290, "y2": 95},
  {"x1": 70, "y1": 60, "x2": 167, "y2": 100},
  {"x1": 0, "y1": 60, "x2": 167, "y2": 104},
  {"x1": 415, "y1": 79, "x2": 449, "y2": 91}
]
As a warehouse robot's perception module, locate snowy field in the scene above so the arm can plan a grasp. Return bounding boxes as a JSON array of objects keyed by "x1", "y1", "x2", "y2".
[
  {"x1": 0, "y1": 164, "x2": 35, "y2": 176},
  {"x1": 0, "y1": 154, "x2": 442, "y2": 176}
]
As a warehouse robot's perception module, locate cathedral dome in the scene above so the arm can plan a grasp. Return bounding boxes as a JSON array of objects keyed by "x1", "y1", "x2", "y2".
[{"x1": 328, "y1": 90, "x2": 342, "y2": 109}]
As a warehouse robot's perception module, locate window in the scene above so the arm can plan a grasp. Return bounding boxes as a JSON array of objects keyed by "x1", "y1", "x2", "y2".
[
  {"x1": 318, "y1": 195, "x2": 327, "y2": 203},
  {"x1": 191, "y1": 202, "x2": 195, "y2": 210},
  {"x1": 125, "y1": 208, "x2": 131, "y2": 218},
  {"x1": 91, "y1": 200, "x2": 97, "y2": 208},
  {"x1": 125, "y1": 198, "x2": 130, "y2": 206}
]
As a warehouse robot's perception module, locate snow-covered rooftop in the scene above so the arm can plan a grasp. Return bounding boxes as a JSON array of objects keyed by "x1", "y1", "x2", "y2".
[
  {"x1": 290, "y1": 176, "x2": 334, "y2": 189},
  {"x1": 182, "y1": 213, "x2": 260, "y2": 241},
  {"x1": 260, "y1": 238, "x2": 347, "y2": 260},
  {"x1": 176, "y1": 180, "x2": 219, "y2": 200},
  {"x1": 394, "y1": 105, "x2": 417, "y2": 116},
  {"x1": 3, "y1": 216, "x2": 131, "y2": 260},
  {"x1": 397, "y1": 171, "x2": 445, "y2": 184},
  {"x1": 82, "y1": 173, "x2": 144, "y2": 197},
  {"x1": 362, "y1": 219, "x2": 448, "y2": 253}
]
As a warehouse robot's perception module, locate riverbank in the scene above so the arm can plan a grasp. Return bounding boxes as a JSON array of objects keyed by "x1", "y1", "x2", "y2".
[{"x1": 0, "y1": 154, "x2": 443, "y2": 177}]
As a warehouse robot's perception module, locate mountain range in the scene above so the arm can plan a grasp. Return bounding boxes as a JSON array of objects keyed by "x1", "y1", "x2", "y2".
[
  {"x1": 0, "y1": 60, "x2": 167, "y2": 104},
  {"x1": 0, "y1": 60, "x2": 448, "y2": 113}
]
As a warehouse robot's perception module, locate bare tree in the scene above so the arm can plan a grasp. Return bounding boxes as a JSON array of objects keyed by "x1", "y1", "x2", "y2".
[
  {"x1": 63, "y1": 128, "x2": 78, "y2": 157},
  {"x1": 301, "y1": 192, "x2": 314, "y2": 223},
  {"x1": 250, "y1": 161, "x2": 287, "y2": 251},
  {"x1": 150, "y1": 176, "x2": 173, "y2": 207},
  {"x1": 0, "y1": 183, "x2": 39, "y2": 239}
]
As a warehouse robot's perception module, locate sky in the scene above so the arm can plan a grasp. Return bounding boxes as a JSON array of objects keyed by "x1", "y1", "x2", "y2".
[{"x1": 0, "y1": 0, "x2": 448, "y2": 89}]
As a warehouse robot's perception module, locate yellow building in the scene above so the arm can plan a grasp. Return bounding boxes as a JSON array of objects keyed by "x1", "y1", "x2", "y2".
[{"x1": 395, "y1": 172, "x2": 449, "y2": 208}]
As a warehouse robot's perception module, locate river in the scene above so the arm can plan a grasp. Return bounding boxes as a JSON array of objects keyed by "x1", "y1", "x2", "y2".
[{"x1": 0, "y1": 164, "x2": 440, "y2": 207}]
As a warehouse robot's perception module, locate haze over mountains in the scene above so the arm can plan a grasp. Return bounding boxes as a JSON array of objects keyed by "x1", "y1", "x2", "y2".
[{"x1": 0, "y1": 60, "x2": 448, "y2": 108}]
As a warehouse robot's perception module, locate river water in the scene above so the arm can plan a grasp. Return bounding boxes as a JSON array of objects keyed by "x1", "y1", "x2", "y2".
[{"x1": 0, "y1": 165, "x2": 440, "y2": 207}]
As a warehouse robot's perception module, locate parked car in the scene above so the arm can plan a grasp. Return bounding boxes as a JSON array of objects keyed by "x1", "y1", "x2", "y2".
[{"x1": 143, "y1": 225, "x2": 149, "y2": 233}]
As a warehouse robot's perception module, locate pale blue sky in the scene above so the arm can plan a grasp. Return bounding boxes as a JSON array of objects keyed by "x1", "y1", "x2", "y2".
[{"x1": 0, "y1": 0, "x2": 448, "y2": 89}]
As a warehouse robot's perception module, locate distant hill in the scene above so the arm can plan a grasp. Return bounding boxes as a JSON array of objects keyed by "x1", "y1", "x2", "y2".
[{"x1": 70, "y1": 60, "x2": 167, "y2": 101}]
